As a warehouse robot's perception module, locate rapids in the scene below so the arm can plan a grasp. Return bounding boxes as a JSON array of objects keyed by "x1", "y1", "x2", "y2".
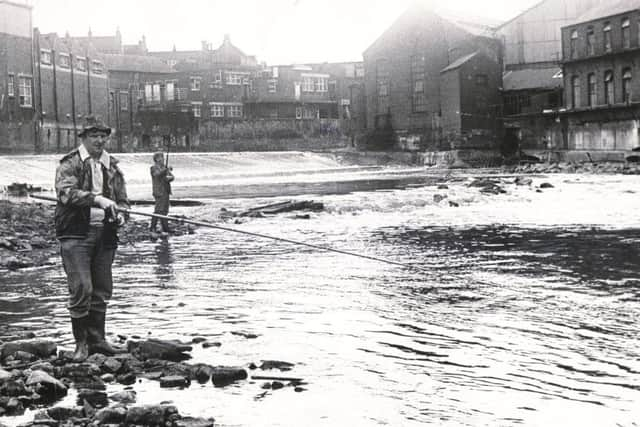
[{"x1": 1, "y1": 153, "x2": 639, "y2": 426}]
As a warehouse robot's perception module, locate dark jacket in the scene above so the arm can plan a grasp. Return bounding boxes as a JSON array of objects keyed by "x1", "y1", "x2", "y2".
[
  {"x1": 150, "y1": 164, "x2": 173, "y2": 198},
  {"x1": 54, "y1": 148, "x2": 129, "y2": 243}
]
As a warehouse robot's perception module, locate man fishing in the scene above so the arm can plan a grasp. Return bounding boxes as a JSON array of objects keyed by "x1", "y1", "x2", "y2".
[
  {"x1": 54, "y1": 116, "x2": 129, "y2": 362},
  {"x1": 150, "y1": 151, "x2": 174, "y2": 234}
]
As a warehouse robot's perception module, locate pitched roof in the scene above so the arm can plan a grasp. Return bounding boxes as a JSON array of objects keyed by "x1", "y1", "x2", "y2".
[
  {"x1": 103, "y1": 54, "x2": 174, "y2": 73},
  {"x1": 571, "y1": 0, "x2": 640, "y2": 25},
  {"x1": 440, "y1": 52, "x2": 477, "y2": 73},
  {"x1": 502, "y1": 67, "x2": 562, "y2": 90}
]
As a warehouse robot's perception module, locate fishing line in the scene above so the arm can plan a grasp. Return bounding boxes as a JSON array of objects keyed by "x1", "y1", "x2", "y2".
[{"x1": 29, "y1": 194, "x2": 428, "y2": 273}]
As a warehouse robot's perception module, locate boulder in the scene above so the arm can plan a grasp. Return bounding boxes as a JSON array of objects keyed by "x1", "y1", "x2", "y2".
[
  {"x1": 540, "y1": 182, "x2": 554, "y2": 189},
  {"x1": 124, "y1": 404, "x2": 178, "y2": 426},
  {"x1": 47, "y1": 406, "x2": 84, "y2": 420},
  {"x1": 0, "y1": 379, "x2": 29, "y2": 397},
  {"x1": 0, "y1": 339, "x2": 57, "y2": 359},
  {"x1": 76, "y1": 388, "x2": 108, "y2": 408},
  {"x1": 160, "y1": 375, "x2": 190, "y2": 388},
  {"x1": 102, "y1": 357, "x2": 123, "y2": 374},
  {"x1": 109, "y1": 390, "x2": 137, "y2": 404},
  {"x1": 94, "y1": 406, "x2": 127, "y2": 425},
  {"x1": 26, "y1": 370, "x2": 68, "y2": 401},
  {"x1": 116, "y1": 372, "x2": 136, "y2": 385},
  {"x1": 127, "y1": 339, "x2": 192, "y2": 361},
  {"x1": 189, "y1": 364, "x2": 215, "y2": 383},
  {"x1": 0, "y1": 368, "x2": 12, "y2": 383},
  {"x1": 211, "y1": 367, "x2": 247, "y2": 387}
]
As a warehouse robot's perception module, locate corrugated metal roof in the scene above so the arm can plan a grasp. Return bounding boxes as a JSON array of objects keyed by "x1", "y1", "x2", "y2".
[
  {"x1": 440, "y1": 52, "x2": 478, "y2": 73},
  {"x1": 502, "y1": 67, "x2": 563, "y2": 91},
  {"x1": 571, "y1": 0, "x2": 640, "y2": 25},
  {"x1": 103, "y1": 54, "x2": 174, "y2": 73}
]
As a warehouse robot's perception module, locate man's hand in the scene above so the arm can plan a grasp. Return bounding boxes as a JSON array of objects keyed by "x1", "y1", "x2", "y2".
[{"x1": 94, "y1": 195, "x2": 118, "y2": 217}]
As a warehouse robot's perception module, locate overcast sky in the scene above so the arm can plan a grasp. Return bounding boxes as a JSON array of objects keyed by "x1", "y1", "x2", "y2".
[{"x1": 31, "y1": 0, "x2": 539, "y2": 64}]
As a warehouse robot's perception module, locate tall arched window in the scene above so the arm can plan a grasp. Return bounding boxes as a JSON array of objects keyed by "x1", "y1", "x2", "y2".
[
  {"x1": 604, "y1": 70, "x2": 614, "y2": 104},
  {"x1": 572, "y1": 76, "x2": 581, "y2": 108},
  {"x1": 587, "y1": 73, "x2": 597, "y2": 106},
  {"x1": 622, "y1": 18, "x2": 631, "y2": 48},
  {"x1": 586, "y1": 26, "x2": 595, "y2": 55},
  {"x1": 570, "y1": 29, "x2": 578, "y2": 58},
  {"x1": 603, "y1": 22, "x2": 612, "y2": 52},
  {"x1": 622, "y1": 68, "x2": 632, "y2": 103}
]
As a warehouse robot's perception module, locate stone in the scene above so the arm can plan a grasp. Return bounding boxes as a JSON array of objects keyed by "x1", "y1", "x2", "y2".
[
  {"x1": 127, "y1": 339, "x2": 192, "y2": 361},
  {"x1": 3, "y1": 397, "x2": 24, "y2": 415},
  {"x1": 433, "y1": 194, "x2": 447, "y2": 203},
  {"x1": 116, "y1": 372, "x2": 136, "y2": 385},
  {"x1": 271, "y1": 381, "x2": 284, "y2": 390},
  {"x1": 202, "y1": 341, "x2": 221, "y2": 349},
  {"x1": 160, "y1": 375, "x2": 190, "y2": 388},
  {"x1": 0, "y1": 368, "x2": 12, "y2": 383},
  {"x1": 29, "y1": 361, "x2": 55, "y2": 374},
  {"x1": 25, "y1": 371, "x2": 67, "y2": 403},
  {"x1": 0, "y1": 379, "x2": 29, "y2": 397},
  {"x1": 29, "y1": 236, "x2": 48, "y2": 248},
  {"x1": 230, "y1": 331, "x2": 258, "y2": 339},
  {"x1": 540, "y1": 182, "x2": 554, "y2": 189},
  {"x1": 514, "y1": 177, "x2": 533, "y2": 186},
  {"x1": 12, "y1": 350, "x2": 36, "y2": 362},
  {"x1": 0, "y1": 340, "x2": 57, "y2": 359},
  {"x1": 86, "y1": 353, "x2": 108, "y2": 366},
  {"x1": 100, "y1": 373, "x2": 115, "y2": 383},
  {"x1": 191, "y1": 337, "x2": 207, "y2": 344},
  {"x1": 448, "y1": 201, "x2": 460, "y2": 207},
  {"x1": 175, "y1": 417, "x2": 216, "y2": 427},
  {"x1": 294, "y1": 386, "x2": 307, "y2": 392},
  {"x1": 109, "y1": 390, "x2": 137, "y2": 404},
  {"x1": 47, "y1": 406, "x2": 84, "y2": 420},
  {"x1": 437, "y1": 184, "x2": 449, "y2": 190},
  {"x1": 56, "y1": 362, "x2": 101, "y2": 379},
  {"x1": 94, "y1": 406, "x2": 127, "y2": 425},
  {"x1": 259, "y1": 360, "x2": 295, "y2": 371},
  {"x1": 189, "y1": 364, "x2": 214, "y2": 383},
  {"x1": 124, "y1": 404, "x2": 177, "y2": 426},
  {"x1": 211, "y1": 367, "x2": 247, "y2": 387},
  {"x1": 76, "y1": 389, "x2": 108, "y2": 408},
  {"x1": 102, "y1": 357, "x2": 123, "y2": 374}
]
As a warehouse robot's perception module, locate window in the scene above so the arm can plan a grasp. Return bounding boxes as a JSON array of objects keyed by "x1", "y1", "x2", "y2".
[
  {"x1": 59, "y1": 53, "x2": 70, "y2": 68},
  {"x1": 210, "y1": 103, "x2": 224, "y2": 117},
  {"x1": 355, "y1": 64, "x2": 365, "y2": 78},
  {"x1": 295, "y1": 106, "x2": 302, "y2": 119},
  {"x1": 40, "y1": 50, "x2": 51, "y2": 65},
  {"x1": 622, "y1": 18, "x2": 631, "y2": 48},
  {"x1": 212, "y1": 70, "x2": 222, "y2": 88},
  {"x1": 603, "y1": 22, "x2": 612, "y2": 52},
  {"x1": 227, "y1": 104, "x2": 242, "y2": 118},
  {"x1": 587, "y1": 73, "x2": 596, "y2": 106},
  {"x1": 571, "y1": 76, "x2": 581, "y2": 108},
  {"x1": 315, "y1": 78, "x2": 327, "y2": 92},
  {"x1": 18, "y1": 76, "x2": 32, "y2": 107},
  {"x1": 302, "y1": 106, "x2": 317, "y2": 119},
  {"x1": 268, "y1": 79, "x2": 277, "y2": 93},
  {"x1": 145, "y1": 83, "x2": 161, "y2": 102},
  {"x1": 622, "y1": 68, "x2": 632, "y2": 103},
  {"x1": 302, "y1": 76, "x2": 315, "y2": 92},
  {"x1": 475, "y1": 74, "x2": 488, "y2": 87},
  {"x1": 586, "y1": 27, "x2": 595, "y2": 55},
  {"x1": 7, "y1": 74, "x2": 15, "y2": 97},
  {"x1": 604, "y1": 71, "x2": 614, "y2": 104},
  {"x1": 226, "y1": 72, "x2": 244, "y2": 85},
  {"x1": 76, "y1": 57, "x2": 87, "y2": 72},
  {"x1": 165, "y1": 81, "x2": 175, "y2": 101},
  {"x1": 119, "y1": 92, "x2": 129, "y2": 111},
  {"x1": 376, "y1": 58, "x2": 390, "y2": 114},
  {"x1": 570, "y1": 30, "x2": 578, "y2": 58},
  {"x1": 192, "y1": 102, "x2": 202, "y2": 118},
  {"x1": 411, "y1": 55, "x2": 427, "y2": 113},
  {"x1": 190, "y1": 77, "x2": 201, "y2": 91},
  {"x1": 92, "y1": 60, "x2": 104, "y2": 74}
]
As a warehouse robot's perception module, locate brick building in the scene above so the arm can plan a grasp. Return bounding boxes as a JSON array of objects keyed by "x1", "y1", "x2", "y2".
[
  {"x1": 362, "y1": 3, "x2": 501, "y2": 151},
  {"x1": 34, "y1": 30, "x2": 109, "y2": 153},
  {"x1": 496, "y1": 0, "x2": 606, "y2": 155},
  {"x1": 561, "y1": 0, "x2": 640, "y2": 153},
  {"x1": 0, "y1": 0, "x2": 36, "y2": 153}
]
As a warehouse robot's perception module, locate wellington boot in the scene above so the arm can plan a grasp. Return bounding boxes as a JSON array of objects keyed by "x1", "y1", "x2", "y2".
[
  {"x1": 71, "y1": 317, "x2": 89, "y2": 363},
  {"x1": 87, "y1": 311, "x2": 126, "y2": 356}
]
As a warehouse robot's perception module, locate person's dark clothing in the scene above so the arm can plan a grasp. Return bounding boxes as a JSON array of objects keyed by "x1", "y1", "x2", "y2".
[{"x1": 150, "y1": 164, "x2": 174, "y2": 232}]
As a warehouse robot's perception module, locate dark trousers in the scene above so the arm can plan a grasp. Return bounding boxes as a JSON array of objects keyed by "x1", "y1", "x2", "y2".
[
  {"x1": 151, "y1": 194, "x2": 170, "y2": 231},
  {"x1": 60, "y1": 226, "x2": 115, "y2": 319}
]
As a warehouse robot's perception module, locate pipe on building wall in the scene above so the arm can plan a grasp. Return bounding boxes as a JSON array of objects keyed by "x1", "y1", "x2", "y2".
[
  {"x1": 68, "y1": 47, "x2": 77, "y2": 147},
  {"x1": 51, "y1": 47, "x2": 60, "y2": 152}
]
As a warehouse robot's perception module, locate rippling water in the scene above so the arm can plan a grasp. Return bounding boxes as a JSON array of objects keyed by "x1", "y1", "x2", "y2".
[{"x1": 2, "y1": 167, "x2": 640, "y2": 426}]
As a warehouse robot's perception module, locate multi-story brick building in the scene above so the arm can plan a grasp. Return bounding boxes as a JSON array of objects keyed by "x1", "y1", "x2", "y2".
[
  {"x1": 34, "y1": 30, "x2": 109, "y2": 153},
  {"x1": 362, "y1": 3, "x2": 501, "y2": 151},
  {"x1": 496, "y1": 0, "x2": 605, "y2": 155},
  {"x1": 0, "y1": 0, "x2": 36, "y2": 153},
  {"x1": 561, "y1": 0, "x2": 640, "y2": 153}
]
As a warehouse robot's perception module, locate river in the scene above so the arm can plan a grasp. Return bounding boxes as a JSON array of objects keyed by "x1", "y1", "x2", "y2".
[{"x1": 1, "y1": 153, "x2": 639, "y2": 426}]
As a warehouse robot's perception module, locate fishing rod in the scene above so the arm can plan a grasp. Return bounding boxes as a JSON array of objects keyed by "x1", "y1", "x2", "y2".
[{"x1": 29, "y1": 194, "x2": 427, "y2": 273}]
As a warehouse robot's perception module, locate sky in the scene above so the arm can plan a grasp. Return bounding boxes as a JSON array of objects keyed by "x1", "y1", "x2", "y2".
[{"x1": 30, "y1": 0, "x2": 540, "y2": 65}]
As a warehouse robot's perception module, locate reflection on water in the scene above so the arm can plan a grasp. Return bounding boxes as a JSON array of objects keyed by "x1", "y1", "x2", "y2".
[{"x1": 1, "y1": 171, "x2": 640, "y2": 426}]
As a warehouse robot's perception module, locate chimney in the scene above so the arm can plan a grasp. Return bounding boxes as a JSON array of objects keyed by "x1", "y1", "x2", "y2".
[
  {"x1": 201, "y1": 40, "x2": 210, "y2": 51},
  {"x1": 223, "y1": 33, "x2": 231, "y2": 44}
]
